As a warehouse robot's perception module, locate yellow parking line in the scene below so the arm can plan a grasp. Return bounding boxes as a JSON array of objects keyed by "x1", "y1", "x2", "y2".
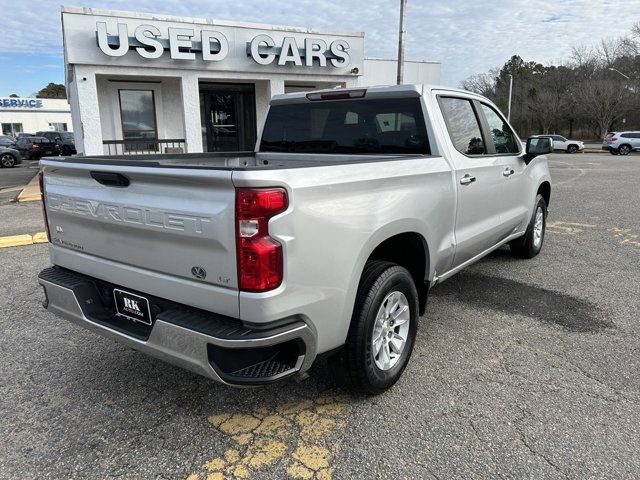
[{"x1": 0, "y1": 232, "x2": 47, "y2": 248}]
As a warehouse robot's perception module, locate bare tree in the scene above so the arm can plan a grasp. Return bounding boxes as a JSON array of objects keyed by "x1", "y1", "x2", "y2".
[
  {"x1": 460, "y1": 69, "x2": 498, "y2": 97},
  {"x1": 573, "y1": 79, "x2": 633, "y2": 138}
]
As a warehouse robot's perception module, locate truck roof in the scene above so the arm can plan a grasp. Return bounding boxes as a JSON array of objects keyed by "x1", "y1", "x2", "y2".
[{"x1": 270, "y1": 84, "x2": 481, "y2": 105}]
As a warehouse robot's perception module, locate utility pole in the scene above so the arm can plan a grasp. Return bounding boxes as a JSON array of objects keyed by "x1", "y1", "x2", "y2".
[
  {"x1": 396, "y1": 0, "x2": 407, "y2": 85},
  {"x1": 507, "y1": 74, "x2": 513, "y2": 122}
]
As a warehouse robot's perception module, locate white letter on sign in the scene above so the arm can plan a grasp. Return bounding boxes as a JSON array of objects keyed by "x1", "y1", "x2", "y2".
[
  {"x1": 278, "y1": 37, "x2": 302, "y2": 66},
  {"x1": 135, "y1": 25, "x2": 163, "y2": 59},
  {"x1": 305, "y1": 38, "x2": 327, "y2": 67},
  {"x1": 250, "y1": 35, "x2": 276, "y2": 65},
  {"x1": 169, "y1": 28, "x2": 195, "y2": 60},
  {"x1": 329, "y1": 40, "x2": 350, "y2": 67},
  {"x1": 202, "y1": 30, "x2": 229, "y2": 61},
  {"x1": 97, "y1": 22, "x2": 129, "y2": 57}
]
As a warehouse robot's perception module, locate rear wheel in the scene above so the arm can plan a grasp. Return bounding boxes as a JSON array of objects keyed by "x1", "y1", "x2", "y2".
[
  {"x1": 0, "y1": 153, "x2": 16, "y2": 168},
  {"x1": 328, "y1": 260, "x2": 418, "y2": 395},
  {"x1": 510, "y1": 194, "x2": 547, "y2": 258},
  {"x1": 618, "y1": 144, "x2": 631, "y2": 156},
  {"x1": 610, "y1": 149, "x2": 619, "y2": 155}
]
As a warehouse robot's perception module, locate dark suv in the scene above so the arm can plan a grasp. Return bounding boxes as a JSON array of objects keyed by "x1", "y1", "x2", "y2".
[
  {"x1": 13, "y1": 136, "x2": 60, "y2": 160},
  {"x1": 35, "y1": 131, "x2": 76, "y2": 156}
]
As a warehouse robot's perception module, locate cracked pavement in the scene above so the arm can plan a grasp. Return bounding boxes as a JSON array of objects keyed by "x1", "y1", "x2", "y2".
[{"x1": 0, "y1": 153, "x2": 639, "y2": 479}]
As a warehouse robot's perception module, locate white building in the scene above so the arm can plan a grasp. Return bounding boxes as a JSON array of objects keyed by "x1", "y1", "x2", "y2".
[
  {"x1": 61, "y1": 6, "x2": 440, "y2": 156},
  {"x1": 0, "y1": 98, "x2": 72, "y2": 136}
]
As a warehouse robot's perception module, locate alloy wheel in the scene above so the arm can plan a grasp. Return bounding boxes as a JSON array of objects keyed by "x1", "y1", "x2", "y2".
[
  {"x1": 533, "y1": 206, "x2": 544, "y2": 249},
  {"x1": 0, "y1": 154, "x2": 15, "y2": 167},
  {"x1": 371, "y1": 291, "x2": 411, "y2": 371}
]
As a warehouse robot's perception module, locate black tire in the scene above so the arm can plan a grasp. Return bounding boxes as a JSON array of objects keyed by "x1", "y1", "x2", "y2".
[
  {"x1": 328, "y1": 260, "x2": 419, "y2": 395},
  {"x1": 567, "y1": 145, "x2": 578, "y2": 154},
  {"x1": 0, "y1": 153, "x2": 16, "y2": 168},
  {"x1": 618, "y1": 144, "x2": 631, "y2": 156},
  {"x1": 510, "y1": 194, "x2": 547, "y2": 258},
  {"x1": 610, "y1": 149, "x2": 619, "y2": 155}
]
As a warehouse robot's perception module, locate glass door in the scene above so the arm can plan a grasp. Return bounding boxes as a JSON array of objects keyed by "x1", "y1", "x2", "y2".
[{"x1": 200, "y1": 84, "x2": 256, "y2": 152}]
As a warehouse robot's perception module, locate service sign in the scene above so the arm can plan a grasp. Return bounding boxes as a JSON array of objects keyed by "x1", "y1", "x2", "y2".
[
  {"x1": 1, "y1": 98, "x2": 43, "y2": 108},
  {"x1": 62, "y1": 9, "x2": 364, "y2": 76}
]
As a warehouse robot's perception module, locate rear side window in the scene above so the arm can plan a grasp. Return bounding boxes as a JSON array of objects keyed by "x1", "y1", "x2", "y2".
[
  {"x1": 479, "y1": 103, "x2": 520, "y2": 154},
  {"x1": 260, "y1": 97, "x2": 430, "y2": 155},
  {"x1": 439, "y1": 97, "x2": 485, "y2": 155}
]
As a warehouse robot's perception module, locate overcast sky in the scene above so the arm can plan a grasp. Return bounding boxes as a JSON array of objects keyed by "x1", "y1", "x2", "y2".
[{"x1": 1, "y1": 0, "x2": 640, "y2": 96}]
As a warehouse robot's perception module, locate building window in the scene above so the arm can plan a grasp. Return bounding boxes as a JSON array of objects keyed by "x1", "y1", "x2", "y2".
[
  {"x1": 118, "y1": 89, "x2": 157, "y2": 151},
  {"x1": 2, "y1": 123, "x2": 23, "y2": 136},
  {"x1": 48, "y1": 122, "x2": 68, "y2": 132}
]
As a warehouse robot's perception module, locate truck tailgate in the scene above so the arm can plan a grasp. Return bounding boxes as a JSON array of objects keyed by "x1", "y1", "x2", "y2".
[{"x1": 41, "y1": 159, "x2": 239, "y2": 315}]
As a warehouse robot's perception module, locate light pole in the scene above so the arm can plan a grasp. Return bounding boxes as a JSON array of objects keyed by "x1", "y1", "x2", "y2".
[
  {"x1": 608, "y1": 67, "x2": 630, "y2": 80},
  {"x1": 396, "y1": 0, "x2": 407, "y2": 85},
  {"x1": 507, "y1": 74, "x2": 513, "y2": 122}
]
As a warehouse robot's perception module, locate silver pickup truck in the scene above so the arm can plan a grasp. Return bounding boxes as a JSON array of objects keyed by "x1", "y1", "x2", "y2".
[{"x1": 38, "y1": 85, "x2": 552, "y2": 394}]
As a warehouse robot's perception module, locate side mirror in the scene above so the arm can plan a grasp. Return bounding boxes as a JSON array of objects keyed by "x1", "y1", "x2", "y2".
[{"x1": 524, "y1": 137, "x2": 552, "y2": 164}]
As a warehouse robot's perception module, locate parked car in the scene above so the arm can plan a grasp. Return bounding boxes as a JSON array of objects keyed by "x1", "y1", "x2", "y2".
[
  {"x1": 0, "y1": 135, "x2": 16, "y2": 147},
  {"x1": 602, "y1": 131, "x2": 640, "y2": 155},
  {"x1": 13, "y1": 136, "x2": 60, "y2": 160},
  {"x1": 35, "y1": 131, "x2": 76, "y2": 156},
  {"x1": 0, "y1": 146, "x2": 22, "y2": 167},
  {"x1": 532, "y1": 134, "x2": 584, "y2": 153},
  {"x1": 37, "y1": 84, "x2": 552, "y2": 394}
]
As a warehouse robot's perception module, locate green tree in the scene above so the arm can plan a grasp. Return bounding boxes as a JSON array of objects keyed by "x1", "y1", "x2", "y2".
[{"x1": 35, "y1": 83, "x2": 67, "y2": 99}]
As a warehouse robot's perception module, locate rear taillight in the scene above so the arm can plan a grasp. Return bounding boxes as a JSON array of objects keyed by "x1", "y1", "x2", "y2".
[
  {"x1": 39, "y1": 171, "x2": 51, "y2": 242},
  {"x1": 611, "y1": 137, "x2": 618, "y2": 141},
  {"x1": 31, "y1": 145, "x2": 41, "y2": 151},
  {"x1": 236, "y1": 188, "x2": 288, "y2": 292}
]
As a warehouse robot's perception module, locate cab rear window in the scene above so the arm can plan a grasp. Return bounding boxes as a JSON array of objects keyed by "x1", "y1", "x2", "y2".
[{"x1": 260, "y1": 98, "x2": 430, "y2": 155}]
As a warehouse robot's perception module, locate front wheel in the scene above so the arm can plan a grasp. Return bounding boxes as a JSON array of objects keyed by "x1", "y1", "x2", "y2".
[
  {"x1": 0, "y1": 153, "x2": 16, "y2": 168},
  {"x1": 567, "y1": 145, "x2": 578, "y2": 154},
  {"x1": 328, "y1": 260, "x2": 418, "y2": 395},
  {"x1": 510, "y1": 194, "x2": 547, "y2": 258}
]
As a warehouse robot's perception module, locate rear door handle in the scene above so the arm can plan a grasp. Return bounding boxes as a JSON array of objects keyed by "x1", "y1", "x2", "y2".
[
  {"x1": 460, "y1": 174, "x2": 476, "y2": 185},
  {"x1": 503, "y1": 168, "x2": 515, "y2": 177}
]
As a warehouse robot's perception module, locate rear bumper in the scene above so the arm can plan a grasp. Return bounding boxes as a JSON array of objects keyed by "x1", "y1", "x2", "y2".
[{"x1": 38, "y1": 266, "x2": 317, "y2": 386}]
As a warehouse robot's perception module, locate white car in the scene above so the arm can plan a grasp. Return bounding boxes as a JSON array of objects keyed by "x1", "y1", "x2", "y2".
[{"x1": 532, "y1": 135, "x2": 584, "y2": 153}]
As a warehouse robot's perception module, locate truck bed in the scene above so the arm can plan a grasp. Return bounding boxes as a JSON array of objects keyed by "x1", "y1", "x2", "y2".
[{"x1": 41, "y1": 151, "x2": 427, "y2": 170}]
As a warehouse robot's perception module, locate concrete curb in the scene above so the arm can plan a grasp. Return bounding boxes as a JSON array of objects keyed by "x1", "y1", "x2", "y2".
[
  {"x1": 0, "y1": 232, "x2": 48, "y2": 249},
  {"x1": 16, "y1": 171, "x2": 42, "y2": 203}
]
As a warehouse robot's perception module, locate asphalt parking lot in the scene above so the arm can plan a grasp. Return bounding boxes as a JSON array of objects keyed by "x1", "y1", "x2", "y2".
[
  {"x1": 1, "y1": 152, "x2": 639, "y2": 479},
  {"x1": 0, "y1": 161, "x2": 39, "y2": 204}
]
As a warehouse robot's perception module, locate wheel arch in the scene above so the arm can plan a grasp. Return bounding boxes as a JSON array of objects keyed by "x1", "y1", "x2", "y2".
[
  {"x1": 537, "y1": 181, "x2": 551, "y2": 208},
  {"x1": 619, "y1": 143, "x2": 632, "y2": 152},
  {"x1": 364, "y1": 231, "x2": 430, "y2": 316}
]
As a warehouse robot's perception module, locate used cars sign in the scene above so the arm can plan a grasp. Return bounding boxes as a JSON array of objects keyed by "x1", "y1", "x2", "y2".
[
  {"x1": 61, "y1": 9, "x2": 364, "y2": 76},
  {"x1": 97, "y1": 22, "x2": 352, "y2": 68}
]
